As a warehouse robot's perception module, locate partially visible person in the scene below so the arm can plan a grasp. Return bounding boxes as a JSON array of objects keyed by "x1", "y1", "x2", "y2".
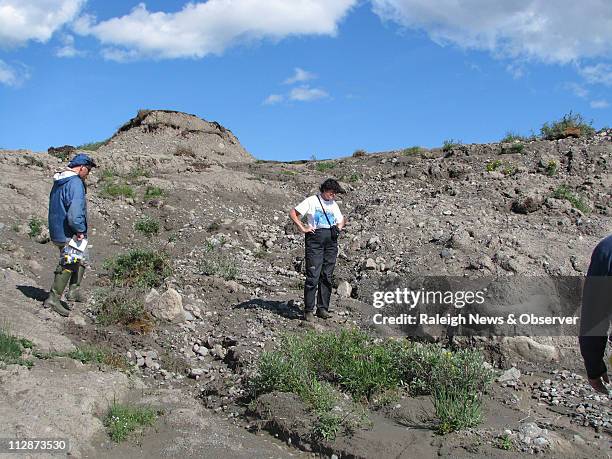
[
  {"x1": 289, "y1": 179, "x2": 346, "y2": 321},
  {"x1": 44, "y1": 153, "x2": 96, "y2": 317},
  {"x1": 579, "y1": 234, "x2": 612, "y2": 395}
]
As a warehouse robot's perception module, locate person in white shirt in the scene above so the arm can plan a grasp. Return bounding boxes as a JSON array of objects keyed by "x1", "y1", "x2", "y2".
[{"x1": 289, "y1": 178, "x2": 346, "y2": 321}]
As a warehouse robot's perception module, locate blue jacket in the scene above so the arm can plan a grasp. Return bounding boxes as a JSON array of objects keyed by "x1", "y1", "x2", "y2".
[{"x1": 48, "y1": 171, "x2": 87, "y2": 243}]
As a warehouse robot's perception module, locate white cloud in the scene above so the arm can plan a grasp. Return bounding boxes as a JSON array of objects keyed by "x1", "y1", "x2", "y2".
[
  {"x1": 563, "y1": 82, "x2": 589, "y2": 99},
  {"x1": 55, "y1": 34, "x2": 85, "y2": 58},
  {"x1": 370, "y1": 0, "x2": 612, "y2": 64},
  {"x1": 78, "y1": 0, "x2": 357, "y2": 60},
  {"x1": 0, "y1": 0, "x2": 85, "y2": 47},
  {"x1": 100, "y1": 47, "x2": 140, "y2": 63},
  {"x1": 505, "y1": 63, "x2": 525, "y2": 79},
  {"x1": 0, "y1": 59, "x2": 29, "y2": 86},
  {"x1": 579, "y1": 63, "x2": 612, "y2": 86},
  {"x1": 289, "y1": 85, "x2": 329, "y2": 101},
  {"x1": 263, "y1": 94, "x2": 284, "y2": 105},
  {"x1": 590, "y1": 99, "x2": 609, "y2": 109},
  {"x1": 284, "y1": 67, "x2": 316, "y2": 84}
]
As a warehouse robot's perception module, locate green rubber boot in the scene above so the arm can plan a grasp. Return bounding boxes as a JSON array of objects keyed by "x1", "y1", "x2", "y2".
[
  {"x1": 43, "y1": 265, "x2": 72, "y2": 317},
  {"x1": 66, "y1": 264, "x2": 87, "y2": 303}
]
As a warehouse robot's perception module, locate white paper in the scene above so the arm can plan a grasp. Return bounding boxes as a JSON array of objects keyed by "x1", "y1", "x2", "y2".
[{"x1": 68, "y1": 238, "x2": 88, "y2": 252}]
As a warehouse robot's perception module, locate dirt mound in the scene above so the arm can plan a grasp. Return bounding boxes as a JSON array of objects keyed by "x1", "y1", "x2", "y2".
[{"x1": 94, "y1": 109, "x2": 253, "y2": 174}]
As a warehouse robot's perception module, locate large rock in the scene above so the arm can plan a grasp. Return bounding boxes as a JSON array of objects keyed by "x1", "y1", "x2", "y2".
[
  {"x1": 502, "y1": 337, "x2": 560, "y2": 363},
  {"x1": 511, "y1": 194, "x2": 543, "y2": 214},
  {"x1": 337, "y1": 281, "x2": 352, "y2": 298},
  {"x1": 150, "y1": 288, "x2": 184, "y2": 321}
]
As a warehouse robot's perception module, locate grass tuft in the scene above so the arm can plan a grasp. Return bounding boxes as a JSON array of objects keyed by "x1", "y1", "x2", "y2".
[
  {"x1": 100, "y1": 168, "x2": 118, "y2": 181},
  {"x1": 78, "y1": 140, "x2": 108, "y2": 151},
  {"x1": 101, "y1": 183, "x2": 135, "y2": 199},
  {"x1": 250, "y1": 330, "x2": 492, "y2": 438},
  {"x1": 28, "y1": 217, "x2": 44, "y2": 238},
  {"x1": 68, "y1": 345, "x2": 128, "y2": 369},
  {"x1": 144, "y1": 186, "x2": 165, "y2": 198},
  {"x1": 540, "y1": 111, "x2": 595, "y2": 140},
  {"x1": 0, "y1": 325, "x2": 33, "y2": 368},
  {"x1": 134, "y1": 216, "x2": 160, "y2": 237},
  {"x1": 104, "y1": 401, "x2": 158, "y2": 442},
  {"x1": 198, "y1": 239, "x2": 238, "y2": 279},
  {"x1": 545, "y1": 160, "x2": 558, "y2": 176},
  {"x1": 442, "y1": 139, "x2": 462, "y2": 152},
  {"x1": 103, "y1": 249, "x2": 171, "y2": 288},
  {"x1": 552, "y1": 185, "x2": 590, "y2": 213},
  {"x1": 92, "y1": 288, "x2": 150, "y2": 328},
  {"x1": 402, "y1": 146, "x2": 421, "y2": 156},
  {"x1": 486, "y1": 160, "x2": 502, "y2": 172},
  {"x1": 501, "y1": 131, "x2": 529, "y2": 143},
  {"x1": 127, "y1": 167, "x2": 151, "y2": 180},
  {"x1": 36, "y1": 345, "x2": 129, "y2": 370},
  {"x1": 315, "y1": 162, "x2": 336, "y2": 172},
  {"x1": 501, "y1": 143, "x2": 524, "y2": 154}
]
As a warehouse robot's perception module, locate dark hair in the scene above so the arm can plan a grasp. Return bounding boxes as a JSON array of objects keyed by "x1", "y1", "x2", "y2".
[{"x1": 320, "y1": 178, "x2": 344, "y2": 194}]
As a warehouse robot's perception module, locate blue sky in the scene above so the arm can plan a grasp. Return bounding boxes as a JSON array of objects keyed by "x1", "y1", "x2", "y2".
[{"x1": 0, "y1": 0, "x2": 610, "y2": 160}]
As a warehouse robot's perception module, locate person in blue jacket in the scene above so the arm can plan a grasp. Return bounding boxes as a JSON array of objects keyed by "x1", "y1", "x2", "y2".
[
  {"x1": 44, "y1": 153, "x2": 96, "y2": 316},
  {"x1": 579, "y1": 234, "x2": 612, "y2": 395}
]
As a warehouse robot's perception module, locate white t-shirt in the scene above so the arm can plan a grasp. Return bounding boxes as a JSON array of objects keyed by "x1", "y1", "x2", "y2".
[{"x1": 294, "y1": 194, "x2": 343, "y2": 229}]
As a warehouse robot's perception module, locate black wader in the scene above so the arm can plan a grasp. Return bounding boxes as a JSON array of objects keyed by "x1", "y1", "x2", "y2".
[{"x1": 304, "y1": 228, "x2": 338, "y2": 312}]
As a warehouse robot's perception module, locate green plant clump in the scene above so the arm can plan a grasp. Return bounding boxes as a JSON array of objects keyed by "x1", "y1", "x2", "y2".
[
  {"x1": 497, "y1": 434, "x2": 513, "y2": 451},
  {"x1": 199, "y1": 255, "x2": 239, "y2": 280},
  {"x1": 100, "y1": 168, "x2": 118, "y2": 181},
  {"x1": 127, "y1": 167, "x2": 151, "y2": 180},
  {"x1": 101, "y1": 183, "x2": 135, "y2": 199},
  {"x1": 315, "y1": 161, "x2": 336, "y2": 172},
  {"x1": 104, "y1": 401, "x2": 158, "y2": 442},
  {"x1": 78, "y1": 140, "x2": 108, "y2": 151},
  {"x1": 103, "y1": 249, "x2": 170, "y2": 288},
  {"x1": 93, "y1": 288, "x2": 147, "y2": 326},
  {"x1": 501, "y1": 143, "x2": 524, "y2": 154},
  {"x1": 402, "y1": 146, "x2": 422, "y2": 155},
  {"x1": 24, "y1": 156, "x2": 44, "y2": 167},
  {"x1": 250, "y1": 330, "x2": 492, "y2": 438},
  {"x1": 0, "y1": 326, "x2": 33, "y2": 368},
  {"x1": 144, "y1": 186, "x2": 165, "y2": 198},
  {"x1": 500, "y1": 132, "x2": 528, "y2": 143},
  {"x1": 346, "y1": 172, "x2": 361, "y2": 183},
  {"x1": 35, "y1": 344, "x2": 129, "y2": 370},
  {"x1": 540, "y1": 112, "x2": 595, "y2": 140},
  {"x1": 552, "y1": 185, "x2": 590, "y2": 213},
  {"x1": 545, "y1": 160, "x2": 558, "y2": 176},
  {"x1": 28, "y1": 217, "x2": 44, "y2": 238},
  {"x1": 134, "y1": 216, "x2": 160, "y2": 237},
  {"x1": 68, "y1": 345, "x2": 128, "y2": 369},
  {"x1": 502, "y1": 165, "x2": 518, "y2": 176},
  {"x1": 486, "y1": 160, "x2": 502, "y2": 172},
  {"x1": 442, "y1": 139, "x2": 462, "y2": 152}
]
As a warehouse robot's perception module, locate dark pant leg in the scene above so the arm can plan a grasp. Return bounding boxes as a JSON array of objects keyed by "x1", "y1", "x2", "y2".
[
  {"x1": 304, "y1": 232, "x2": 324, "y2": 312},
  {"x1": 317, "y1": 231, "x2": 338, "y2": 310}
]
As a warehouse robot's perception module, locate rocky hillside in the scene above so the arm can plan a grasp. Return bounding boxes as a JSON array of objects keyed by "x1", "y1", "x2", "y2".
[{"x1": 0, "y1": 111, "x2": 610, "y2": 458}]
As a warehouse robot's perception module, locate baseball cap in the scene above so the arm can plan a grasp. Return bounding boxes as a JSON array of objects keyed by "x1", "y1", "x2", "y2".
[{"x1": 68, "y1": 153, "x2": 97, "y2": 168}]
